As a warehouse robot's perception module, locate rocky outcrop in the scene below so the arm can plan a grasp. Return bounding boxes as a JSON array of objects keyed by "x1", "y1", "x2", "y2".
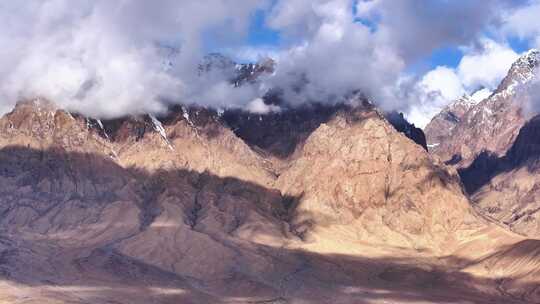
[
  {"x1": 461, "y1": 115, "x2": 540, "y2": 238},
  {"x1": 426, "y1": 50, "x2": 539, "y2": 166},
  {"x1": 0, "y1": 98, "x2": 539, "y2": 303},
  {"x1": 424, "y1": 50, "x2": 540, "y2": 239},
  {"x1": 424, "y1": 94, "x2": 483, "y2": 150},
  {"x1": 223, "y1": 103, "x2": 429, "y2": 161},
  {"x1": 276, "y1": 108, "x2": 476, "y2": 252},
  {"x1": 385, "y1": 111, "x2": 428, "y2": 151},
  {"x1": 199, "y1": 53, "x2": 275, "y2": 87},
  {"x1": 222, "y1": 103, "x2": 350, "y2": 161}
]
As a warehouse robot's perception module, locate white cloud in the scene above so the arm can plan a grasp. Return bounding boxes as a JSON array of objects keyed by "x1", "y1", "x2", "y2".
[
  {"x1": 404, "y1": 39, "x2": 517, "y2": 128},
  {"x1": 222, "y1": 46, "x2": 282, "y2": 63},
  {"x1": 355, "y1": 0, "x2": 381, "y2": 17},
  {"x1": 404, "y1": 67, "x2": 465, "y2": 128},
  {"x1": 265, "y1": 0, "x2": 405, "y2": 108},
  {"x1": 471, "y1": 88, "x2": 493, "y2": 103},
  {"x1": 354, "y1": 0, "x2": 509, "y2": 62},
  {"x1": 0, "y1": 0, "x2": 271, "y2": 118},
  {"x1": 421, "y1": 67, "x2": 465, "y2": 101},
  {"x1": 0, "y1": 0, "x2": 533, "y2": 122},
  {"x1": 457, "y1": 39, "x2": 519, "y2": 91},
  {"x1": 246, "y1": 98, "x2": 281, "y2": 114},
  {"x1": 503, "y1": 0, "x2": 540, "y2": 48}
]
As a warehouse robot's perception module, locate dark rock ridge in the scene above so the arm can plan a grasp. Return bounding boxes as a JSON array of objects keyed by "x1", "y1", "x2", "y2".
[
  {"x1": 0, "y1": 96, "x2": 538, "y2": 303},
  {"x1": 385, "y1": 111, "x2": 427, "y2": 151},
  {"x1": 77, "y1": 101, "x2": 429, "y2": 159},
  {"x1": 458, "y1": 114, "x2": 540, "y2": 237},
  {"x1": 197, "y1": 53, "x2": 428, "y2": 154}
]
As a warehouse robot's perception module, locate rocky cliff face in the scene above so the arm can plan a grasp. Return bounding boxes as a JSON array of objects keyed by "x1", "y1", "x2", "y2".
[
  {"x1": 460, "y1": 115, "x2": 540, "y2": 238},
  {"x1": 385, "y1": 111, "x2": 428, "y2": 151},
  {"x1": 199, "y1": 53, "x2": 275, "y2": 87},
  {"x1": 426, "y1": 50, "x2": 540, "y2": 166},
  {"x1": 425, "y1": 49, "x2": 540, "y2": 240},
  {"x1": 425, "y1": 94, "x2": 483, "y2": 151},
  {"x1": 0, "y1": 98, "x2": 538, "y2": 303},
  {"x1": 276, "y1": 108, "x2": 472, "y2": 252}
]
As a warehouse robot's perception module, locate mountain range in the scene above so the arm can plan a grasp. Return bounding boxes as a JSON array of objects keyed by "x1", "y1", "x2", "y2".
[
  {"x1": 425, "y1": 49, "x2": 540, "y2": 239},
  {"x1": 0, "y1": 51, "x2": 539, "y2": 304}
]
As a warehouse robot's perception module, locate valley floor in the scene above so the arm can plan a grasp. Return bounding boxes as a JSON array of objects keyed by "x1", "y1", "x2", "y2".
[{"x1": 0, "y1": 223, "x2": 538, "y2": 304}]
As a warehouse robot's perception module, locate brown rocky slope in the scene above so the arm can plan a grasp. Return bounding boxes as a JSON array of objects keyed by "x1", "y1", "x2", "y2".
[
  {"x1": 459, "y1": 114, "x2": 540, "y2": 239},
  {"x1": 0, "y1": 99, "x2": 538, "y2": 303},
  {"x1": 426, "y1": 49, "x2": 539, "y2": 166},
  {"x1": 425, "y1": 49, "x2": 540, "y2": 239},
  {"x1": 424, "y1": 94, "x2": 484, "y2": 152}
]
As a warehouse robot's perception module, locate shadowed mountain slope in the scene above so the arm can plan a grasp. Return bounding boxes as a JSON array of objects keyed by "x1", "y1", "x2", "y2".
[
  {"x1": 425, "y1": 50, "x2": 540, "y2": 239},
  {"x1": 0, "y1": 99, "x2": 539, "y2": 303}
]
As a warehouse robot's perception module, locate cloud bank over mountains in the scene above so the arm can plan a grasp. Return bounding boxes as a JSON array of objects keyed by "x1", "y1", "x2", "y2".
[
  {"x1": 0, "y1": 0, "x2": 539, "y2": 124},
  {"x1": 406, "y1": 39, "x2": 520, "y2": 128},
  {"x1": 0, "y1": 0, "x2": 270, "y2": 117}
]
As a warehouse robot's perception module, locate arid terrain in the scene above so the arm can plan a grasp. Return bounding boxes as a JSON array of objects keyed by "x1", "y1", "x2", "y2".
[
  {"x1": 0, "y1": 96, "x2": 538, "y2": 304},
  {"x1": 426, "y1": 49, "x2": 540, "y2": 240},
  {"x1": 4, "y1": 1, "x2": 540, "y2": 304}
]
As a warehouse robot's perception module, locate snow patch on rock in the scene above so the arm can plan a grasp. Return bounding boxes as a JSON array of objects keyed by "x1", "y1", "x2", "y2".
[{"x1": 149, "y1": 114, "x2": 174, "y2": 150}]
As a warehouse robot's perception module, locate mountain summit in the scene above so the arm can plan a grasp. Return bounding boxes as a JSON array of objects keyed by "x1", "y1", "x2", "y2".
[
  {"x1": 426, "y1": 49, "x2": 540, "y2": 165},
  {"x1": 425, "y1": 49, "x2": 540, "y2": 239},
  {"x1": 0, "y1": 96, "x2": 538, "y2": 303}
]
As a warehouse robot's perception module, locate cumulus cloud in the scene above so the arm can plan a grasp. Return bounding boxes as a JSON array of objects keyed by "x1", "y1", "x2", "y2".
[
  {"x1": 404, "y1": 39, "x2": 518, "y2": 128},
  {"x1": 0, "y1": 0, "x2": 534, "y2": 121},
  {"x1": 0, "y1": 0, "x2": 270, "y2": 118},
  {"x1": 246, "y1": 98, "x2": 281, "y2": 114},
  {"x1": 503, "y1": 0, "x2": 540, "y2": 48},
  {"x1": 223, "y1": 46, "x2": 282, "y2": 63},
  {"x1": 260, "y1": 0, "x2": 518, "y2": 113},
  {"x1": 403, "y1": 67, "x2": 465, "y2": 128},
  {"x1": 264, "y1": 0, "x2": 404, "y2": 108},
  {"x1": 457, "y1": 39, "x2": 519, "y2": 91},
  {"x1": 421, "y1": 67, "x2": 466, "y2": 102},
  {"x1": 355, "y1": 0, "x2": 512, "y2": 62}
]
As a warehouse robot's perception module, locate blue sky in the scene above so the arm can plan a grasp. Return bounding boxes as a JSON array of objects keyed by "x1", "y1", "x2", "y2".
[
  {"x1": 2, "y1": 0, "x2": 540, "y2": 123},
  {"x1": 229, "y1": 3, "x2": 535, "y2": 73},
  {"x1": 245, "y1": 25, "x2": 533, "y2": 72},
  {"x1": 247, "y1": 9, "x2": 281, "y2": 47},
  {"x1": 216, "y1": 0, "x2": 540, "y2": 128}
]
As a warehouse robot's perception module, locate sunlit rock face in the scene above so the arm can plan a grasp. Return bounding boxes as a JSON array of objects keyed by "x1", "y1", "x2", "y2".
[
  {"x1": 0, "y1": 97, "x2": 538, "y2": 304},
  {"x1": 426, "y1": 50, "x2": 540, "y2": 167},
  {"x1": 424, "y1": 50, "x2": 540, "y2": 240}
]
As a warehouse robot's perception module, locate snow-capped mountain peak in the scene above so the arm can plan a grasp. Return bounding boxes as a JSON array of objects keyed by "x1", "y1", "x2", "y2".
[
  {"x1": 470, "y1": 88, "x2": 493, "y2": 103},
  {"x1": 494, "y1": 48, "x2": 540, "y2": 97}
]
